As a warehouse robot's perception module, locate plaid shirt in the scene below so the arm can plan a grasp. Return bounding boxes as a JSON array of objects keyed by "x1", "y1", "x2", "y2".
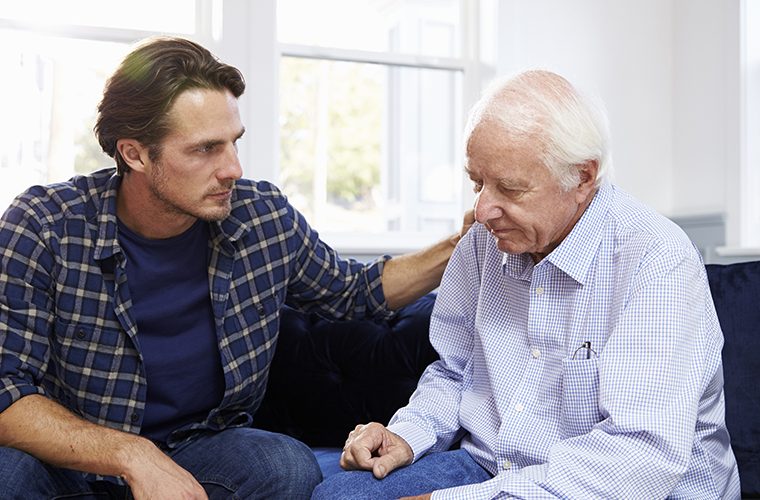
[
  {"x1": 389, "y1": 184, "x2": 741, "y2": 499},
  {"x1": 0, "y1": 168, "x2": 389, "y2": 447}
]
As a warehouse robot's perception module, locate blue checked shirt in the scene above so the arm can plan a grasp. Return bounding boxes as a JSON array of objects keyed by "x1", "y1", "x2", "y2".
[
  {"x1": 388, "y1": 183, "x2": 741, "y2": 499},
  {"x1": 0, "y1": 168, "x2": 389, "y2": 447}
]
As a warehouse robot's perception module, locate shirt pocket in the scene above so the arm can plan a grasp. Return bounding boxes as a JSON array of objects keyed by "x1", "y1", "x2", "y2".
[
  {"x1": 51, "y1": 319, "x2": 134, "y2": 399},
  {"x1": 560, "y1": 356, "x2": 604, "y2": 439}
]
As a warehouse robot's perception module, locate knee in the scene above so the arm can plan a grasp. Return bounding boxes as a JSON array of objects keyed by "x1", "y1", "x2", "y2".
[
  {"x1": 235, "y1": 430, "x2": 322, "y2": 498},
  {"x1": 259, "y1": 433, "x2": 322, "y2": 496},
  {"x1": 0, "y1": 447, "x2": 51, "y2": 494},
  {"x1": 312, "y1": 470, "x2": 377, "y2": 500}
]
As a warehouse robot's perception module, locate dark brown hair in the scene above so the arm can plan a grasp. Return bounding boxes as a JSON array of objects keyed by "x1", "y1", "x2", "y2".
[{"x1": 95, "y1": 37, "x2": 245, "y2": 174}]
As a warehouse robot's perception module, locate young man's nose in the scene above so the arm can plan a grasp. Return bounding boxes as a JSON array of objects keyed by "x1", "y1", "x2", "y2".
[{"x1": 219, "y1": 145, "x2": 243, "y2": 181}]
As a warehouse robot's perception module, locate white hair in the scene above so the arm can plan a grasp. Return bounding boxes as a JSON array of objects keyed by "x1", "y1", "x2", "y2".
[{"x1": 464, "y1": 70, "x2": 613, "y2": 190}]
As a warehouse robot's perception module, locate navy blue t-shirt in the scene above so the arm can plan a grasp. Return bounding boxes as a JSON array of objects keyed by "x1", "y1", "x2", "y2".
[{"x1": 118, "y1": 219, "x2": 225, "y2": 444}]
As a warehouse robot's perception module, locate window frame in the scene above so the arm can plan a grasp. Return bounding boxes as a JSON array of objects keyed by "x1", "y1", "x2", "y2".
[
  {"x1": 0, "y1": 0, "x2": 493, "y2": 255},
  {"x1": 232, "y1": 0, "x2": 491, "y2": 255}
]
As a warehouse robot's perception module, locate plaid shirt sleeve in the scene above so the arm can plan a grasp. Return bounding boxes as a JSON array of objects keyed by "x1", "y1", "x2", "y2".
[
  {"x1": 266, "y1": 181, "x2": 392, "y2": 320},
  {"x1": 0, "y1": 190, "x2": 58, "y2": 412}
]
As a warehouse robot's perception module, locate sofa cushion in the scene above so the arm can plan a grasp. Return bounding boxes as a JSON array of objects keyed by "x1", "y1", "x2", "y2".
[
  {"x1": 254, "y1": 293, "x2": 439, "y2": 447},
  {"x1": 706, "y1": 261, "x2": 760, "y2": 497}
]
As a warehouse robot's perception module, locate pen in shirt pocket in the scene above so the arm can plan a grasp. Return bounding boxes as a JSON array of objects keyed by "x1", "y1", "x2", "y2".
[{"x1": 573, "y1": 341, "x2": 597, "y2": 360}]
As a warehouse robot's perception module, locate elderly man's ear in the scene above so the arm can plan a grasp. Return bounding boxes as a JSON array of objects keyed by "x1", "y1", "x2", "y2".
[{"x1": 575, "y1": 159, "x2": 599, "y2": 202}]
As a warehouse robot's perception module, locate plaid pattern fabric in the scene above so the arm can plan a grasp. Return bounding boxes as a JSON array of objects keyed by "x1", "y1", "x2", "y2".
[
  {"x1": 0, "y1": 168, "x2": 389, "y2": 447},
  {"x1": 389, "y1": 184, "x2": 741, "y2": 499}
]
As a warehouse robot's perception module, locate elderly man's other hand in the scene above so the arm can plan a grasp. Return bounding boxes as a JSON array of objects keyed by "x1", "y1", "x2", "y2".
[{"x1": 339, "y1": 422, "x2": 413, "y2": 479}]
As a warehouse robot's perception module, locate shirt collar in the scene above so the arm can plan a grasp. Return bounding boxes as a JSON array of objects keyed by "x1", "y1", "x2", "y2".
[
  {"x1": 501, "y1": 182, "x2": 613, "y2": 285},
  {"x1": 93, "y1": 172, "x2": 122, "y2": 261},
  {"x1": 543, "y1": 182, "x2": 613, "y2": 284},
  {"x1": 93, "y1": 173, "x2": 252, "y2": 261}
]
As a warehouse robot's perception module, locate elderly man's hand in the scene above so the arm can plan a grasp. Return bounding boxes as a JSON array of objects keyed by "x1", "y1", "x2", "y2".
[{"x1": 339, "y1": 422, "x2": 413, "y2": 479}]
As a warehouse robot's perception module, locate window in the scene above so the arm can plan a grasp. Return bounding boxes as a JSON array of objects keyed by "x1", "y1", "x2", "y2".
[
  {"x1": 1, "y1": 0, "x2": 492, "y2": 253},
  {"x1": 0, "y1": 32, "x2": 125, "y2": 210},
  {"x1": 0, "y1": 0, "x2": 211, "y2": 211},
  {"x1": 276, "y1": 0, "x2": 483, "y2": 250}
]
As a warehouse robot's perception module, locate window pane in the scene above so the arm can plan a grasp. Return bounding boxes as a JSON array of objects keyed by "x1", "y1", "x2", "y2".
[
  {"x1": 0, "y1": 31, "x2": 126, "y2": 211},
  {"x1": 278, "y1": 0, "x2": 461, "y2": 58},
  {"x1": 279, "y1": 56, "x2": 462, "y2": 235},
  {"x1": 1, "y1": 0, "x2": 196, "y2": 33}
]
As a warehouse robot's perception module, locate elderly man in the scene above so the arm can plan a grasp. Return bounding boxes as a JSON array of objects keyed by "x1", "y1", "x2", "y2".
[
  {"x1": 0, "y1": 37, "x2": 472, "y2": 499},
  {"x1": 313, "y1": 70, "x2": 741, "y2": 499}
]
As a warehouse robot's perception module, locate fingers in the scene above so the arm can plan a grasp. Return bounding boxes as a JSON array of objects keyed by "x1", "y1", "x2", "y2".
[
  {"x1": 340, "y1": 423, "x2": 383, "y2": 471},
  {"x1": 371, "y1": 435, "x2": 413, "y2": 479},
  {"x1": 339, "y1": 423, "x2": 413, "y2": 480},
  {"x1": 451, "y1": 208, "x2": 476, "y2": 246}
]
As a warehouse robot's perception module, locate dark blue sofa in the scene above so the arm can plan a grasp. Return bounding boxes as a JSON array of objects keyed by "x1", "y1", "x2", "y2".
[{"x1": 254, "y1": 261, "x2": 760, "y2": 497}]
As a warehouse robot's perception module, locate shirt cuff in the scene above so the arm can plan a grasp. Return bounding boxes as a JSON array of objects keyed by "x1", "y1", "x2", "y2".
[
  {"x1": 386, "y1": 420, "x2": 436, "y2": 462},
  {"x1": 367, "y1": 254, "x2": 395, "y2": 320},
  {"x1": 430, "y1": 475, "x2": 503, "y2": 500}
]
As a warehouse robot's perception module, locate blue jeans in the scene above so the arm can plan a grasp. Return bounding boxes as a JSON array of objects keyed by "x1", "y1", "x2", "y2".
[
  {"x1": 0, "y1": 427, "x2": 322, "y2": 499},
  {"x1": 311, "y1": 449, "x2": 492, "y2": 500}
]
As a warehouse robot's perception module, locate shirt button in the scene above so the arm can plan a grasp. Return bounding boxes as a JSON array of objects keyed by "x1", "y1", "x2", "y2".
[
  {"x1": 502, "y1": 460, "x2": 512, "y2": 470},
  {"x1": 130, "y1": 412, "x2": 139, "y2": 422},
  {"x1": 531, "y1": 348, "x2": 541, "y2": 359},
  {"x1": 76, "y1": 330, "x2": 86, "y2": 340},
  {"x1": 535, "y1": 286, "x2": 544, "y2": 295},
  {"x1": 515, "y1": 403, "x2": 524, "y2": 412}
]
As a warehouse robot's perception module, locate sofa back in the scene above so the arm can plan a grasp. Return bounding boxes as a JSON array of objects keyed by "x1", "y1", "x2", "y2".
[
  {"x1": 256, "y1": 261, "x2": 760, "y2": 497},
  {"x1": 254, "y1": 294, "x2": 437, "y2": 446},
  {"x1": 706, "y1": 261, "x2": 760, "y2": 496}
]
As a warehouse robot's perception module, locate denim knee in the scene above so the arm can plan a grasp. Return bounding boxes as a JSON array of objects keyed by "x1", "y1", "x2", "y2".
[
  {"x1": 242, "y1": 431, "x2": 322, "y2": 499},
  {"x1": 0, "y1": 447, "x2": 49, "y2": 494},
  {"x1": 172, "y1": 428, "x2": 322, "y2": 499},
  {"x1": 0, "y1": 446, "x2": 92, "y2": 499}
]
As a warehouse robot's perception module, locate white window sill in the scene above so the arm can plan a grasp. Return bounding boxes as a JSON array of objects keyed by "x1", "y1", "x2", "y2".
[{"x1": 320, "y1": 231, "x2": 450, "y2": 257}]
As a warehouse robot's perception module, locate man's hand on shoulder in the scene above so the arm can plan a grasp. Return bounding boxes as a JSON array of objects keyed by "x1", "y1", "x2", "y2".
[
  {"x1": 339, "y1": 422, "x2": 413, "y2": 479},
  {"x1": 450, "y1": 209, "x2": 475, "y2": 247}
]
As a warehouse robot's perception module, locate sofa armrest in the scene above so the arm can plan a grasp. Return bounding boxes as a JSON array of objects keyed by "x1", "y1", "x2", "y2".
[
  {"x1": 707, "y1": 261, "x2": 760, "y2": 497},
  {"x1": 254, "y1": 293, "x2": 438, "y2": 447}
]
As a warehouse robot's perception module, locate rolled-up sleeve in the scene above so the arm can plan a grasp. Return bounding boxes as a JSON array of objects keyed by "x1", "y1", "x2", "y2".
[{"x1": 0, "y1": 200, "x2": 56, "y2": 413}]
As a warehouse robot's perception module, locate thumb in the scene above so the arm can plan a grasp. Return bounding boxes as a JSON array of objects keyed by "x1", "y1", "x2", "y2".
[{"x1": 372, "y1": 448, "x2": 410, "y2": 479}]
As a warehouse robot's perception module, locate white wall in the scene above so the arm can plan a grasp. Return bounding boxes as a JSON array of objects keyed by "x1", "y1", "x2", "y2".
[
  {"x1": 496, "y1": 0, "x2": 676, "y2": 214},
  {"x1": 495, "y1": 0, "x2": 741, "y2": 231},
  {"x1": 672, "y1": 0, "x2": 740, "y2": 228}
]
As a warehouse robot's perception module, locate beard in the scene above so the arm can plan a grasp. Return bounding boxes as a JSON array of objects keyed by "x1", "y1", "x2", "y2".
[{"x1": 149, "y1": 160, "x2": 235, "y2": 222}]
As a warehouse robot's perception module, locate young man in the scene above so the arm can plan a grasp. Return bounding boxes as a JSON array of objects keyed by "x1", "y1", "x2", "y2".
[
  {"x1": 315, "y1": 70, "x2": 741, "y2": 499},
  {"x1": 0, "y1": 37, "x2": 471, "y2": 499}
]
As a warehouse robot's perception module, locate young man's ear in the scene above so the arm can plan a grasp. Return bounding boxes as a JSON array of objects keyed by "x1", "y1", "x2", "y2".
[{"x1": 116, "y1": 139, "x2": 148, "y2": 173}]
